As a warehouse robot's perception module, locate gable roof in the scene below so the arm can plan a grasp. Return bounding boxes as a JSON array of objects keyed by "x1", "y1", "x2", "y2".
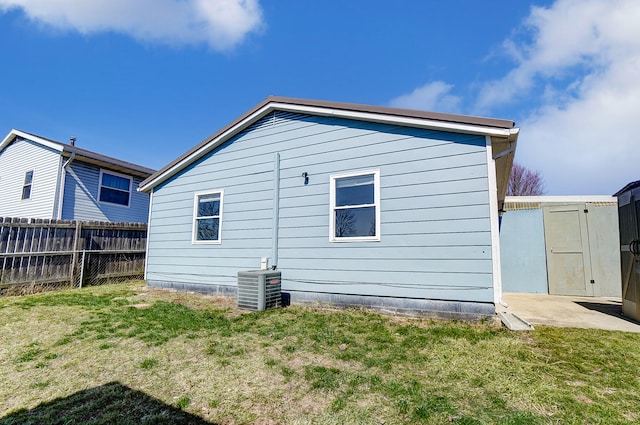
[
  {"x1": 139, "y1": 96, "x2": 519, "y2": 193},
  {"x1": 1, "y1": 129, "x2": 156, "y2": 179}
]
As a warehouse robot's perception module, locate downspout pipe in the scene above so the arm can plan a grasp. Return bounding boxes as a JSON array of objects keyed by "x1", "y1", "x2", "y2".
[
  {"x1": 56, "y1": 152, "x2": 75, "y2": 219},
  {"x1": 272, "y1": 152, "x2": 280, "y2": 269}
]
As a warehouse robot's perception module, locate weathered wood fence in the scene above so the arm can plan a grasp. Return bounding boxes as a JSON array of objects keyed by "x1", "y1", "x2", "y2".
[{"x1": 0, "y1": 217, "x2": 147, "y2": 296}]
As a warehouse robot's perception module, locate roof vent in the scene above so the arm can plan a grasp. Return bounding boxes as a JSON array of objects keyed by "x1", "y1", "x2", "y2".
[{"x1": 70, "y1": 136, "x2": 76, "y2": 146}]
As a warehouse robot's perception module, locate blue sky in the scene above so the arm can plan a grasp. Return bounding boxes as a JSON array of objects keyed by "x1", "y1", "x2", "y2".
[{"x1": 1, "y1": 0, "x2": 638, "y2": 195}]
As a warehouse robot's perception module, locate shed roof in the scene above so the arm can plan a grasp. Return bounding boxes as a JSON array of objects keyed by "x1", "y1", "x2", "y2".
[
  {"x1": 139, "y1": 96, "x2": 519, "y2": 194},
  {"x1": 614, "y1": 180, "x2": 640, "y2": 197},
  {"x1": 0, "y1": 129, "x2": 156, "y2": 178},
  {"x1": 503, "y1": 195, "x2": 618, "y2": 211}
]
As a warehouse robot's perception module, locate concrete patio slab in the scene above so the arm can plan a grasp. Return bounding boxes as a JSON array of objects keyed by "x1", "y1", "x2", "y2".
[{"x1": 498, "y1": 292, "x2": 640, "y2": 333}]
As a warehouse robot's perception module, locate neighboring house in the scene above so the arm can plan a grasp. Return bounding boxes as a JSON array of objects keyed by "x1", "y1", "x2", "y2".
[
  {"x1": 139, "y1": 96, "x2": 519, "y2": 319},
  {"x1": 500, "y1": 196, "x2": 621, "y2": 297},
  {"x1": 0, "y1": 129, "x2": 155, "y2": 223}
]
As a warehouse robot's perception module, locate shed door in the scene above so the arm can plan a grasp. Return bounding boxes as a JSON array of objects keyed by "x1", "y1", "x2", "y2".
[
  {"x1": 543, "y1": 205, "x2": 593, "y2": 296},
  {"x1": 619, "y1": 191, "x2": 640, "y2": 320}
]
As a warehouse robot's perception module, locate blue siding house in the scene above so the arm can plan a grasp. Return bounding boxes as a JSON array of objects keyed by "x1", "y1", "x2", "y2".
[
  {"x1": 139, "y1": 97, "x2": 519, "y2": 318},
  {"x1": 0, "y1": 129, "x2": 155, "y2": 223}
]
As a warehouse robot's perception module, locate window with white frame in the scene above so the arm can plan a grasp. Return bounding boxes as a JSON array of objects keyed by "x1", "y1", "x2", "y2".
[
  {"x1": 22, "y1": 170, "x2": 33, "y2": 200},
  {"x1": 193, "y1": 191, "x2": 223, "y2": 243},
  {"x1": 330, "y1": 170, "x2": 380, "y2": 241},
  {"x1": 99, "y1": 170, "x2": 132, "y2": 206}
]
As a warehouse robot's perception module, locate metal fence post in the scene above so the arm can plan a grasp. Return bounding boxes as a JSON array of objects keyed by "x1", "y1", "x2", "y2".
[{"x1": 78, "y1": 250, "x2": 85, "y2": 288}]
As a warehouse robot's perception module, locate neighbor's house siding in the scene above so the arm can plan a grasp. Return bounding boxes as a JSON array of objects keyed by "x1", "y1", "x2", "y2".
[
  {"x1": 62, "y1": 161, "x2": 149, "y2": 223},
  {"x1": 0, "y1": 137, "x2": 61, "y2": 219},
  {"x1": 147, "y1": 113, "x2": 494, "y2": 303}
]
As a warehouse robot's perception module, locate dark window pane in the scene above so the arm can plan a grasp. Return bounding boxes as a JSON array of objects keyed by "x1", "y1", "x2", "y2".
[
  {"x1": 24, "y1": 171, "x2": 33, "y2": 185},
  {"x1": 22, "y1": 185, "x2": 31, "y2": 200},
  {"x1": 101, "y1": 173, "x2": 130, "y2": 191},
  {"x1": 197, "y1": 218, "x2": 219, "y2": 240},
  {"x1": 198, "y1": 194, "x2": 220, "y2": 217},
  {"x1": 335, "y1": 206, "x2": 376, "y2": 237},
  {"x1": 336, "y1": 174, "x2": 374, "y2": 207},
  {"x1": 99, "y1": 187, "x2": 130, "y2": 205}
]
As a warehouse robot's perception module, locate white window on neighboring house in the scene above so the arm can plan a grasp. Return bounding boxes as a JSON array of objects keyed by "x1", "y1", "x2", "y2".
[
  {"x1": 193, "y1": 190, "x2": 223, "y2": 244},
  {"x1": 330, "y1": 169, "x2": 381, "y2": 242},
  {"x1": 99, "y1": 170, "x2": 132, "y2": 207},
  {"x1": 22, "y1": 170, "x2": 33, "y2": 200}
]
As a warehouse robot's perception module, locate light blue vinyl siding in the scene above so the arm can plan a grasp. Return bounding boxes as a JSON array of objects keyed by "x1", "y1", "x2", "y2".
[
  {"x1": 0, "y1": 138, "x2": 61, "y2": 218},
  {"x1": 147, "y1": 113, "x2": 493, "y2": 303},
  {"x1": 62, "y1": 161, "x2": 150, "y2": 223}
]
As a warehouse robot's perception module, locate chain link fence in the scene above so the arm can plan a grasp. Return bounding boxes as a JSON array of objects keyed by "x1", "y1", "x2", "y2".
[
  {"x1": 0, "y1": 250, "x2": 145, "y2": 296},
  {"x1": 0, "y1": 217, "x2": 147, "y2": 297}
]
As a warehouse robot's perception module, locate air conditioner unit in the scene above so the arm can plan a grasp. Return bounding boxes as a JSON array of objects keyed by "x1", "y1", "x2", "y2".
[{"x1": 237, "y1": 270, "x2": 282, "y2": 311}]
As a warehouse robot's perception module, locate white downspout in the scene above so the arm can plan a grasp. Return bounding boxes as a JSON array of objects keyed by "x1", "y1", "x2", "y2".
[
  {"x1": 143, "y1": 190, "x2": 153, "y2": 281},
  {"x1": 57, "y1": 152, "x2": 75, "y2": 219}
]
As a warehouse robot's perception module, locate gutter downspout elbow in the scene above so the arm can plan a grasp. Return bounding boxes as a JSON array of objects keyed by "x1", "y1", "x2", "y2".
[{"x1": 57, "y1": 152, "x2": 76, "y2": 219}]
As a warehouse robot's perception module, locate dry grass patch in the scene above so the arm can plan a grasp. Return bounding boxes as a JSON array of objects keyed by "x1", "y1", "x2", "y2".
[{"x1": 2, "y1": 282, "x2": 640, "y2": 424}]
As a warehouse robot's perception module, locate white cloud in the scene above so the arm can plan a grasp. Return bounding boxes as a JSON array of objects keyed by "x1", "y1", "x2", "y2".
[
  {"x1": 502, "y1": 0, "x2": 640, "y2": 195},
  {"x1": 389, "y1": 81, "x2": 461, "y2": 113},
  {"x1": 0, "y1": 0, "x2": 263, "y2": 50},
  {"x1": 391, "y1": 1, "x2": 639, "y2": 195},
  {"x1": 441, "y1": 0, "x2": 640, "y2": 195},
  {"x1": 518, "y1": 54, "x2": 640, "y2": 195}
]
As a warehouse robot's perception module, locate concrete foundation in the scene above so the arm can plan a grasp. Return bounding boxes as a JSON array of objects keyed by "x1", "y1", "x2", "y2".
[{"x1": 147, "y1": 280, "x2": 495, "y2": 321}]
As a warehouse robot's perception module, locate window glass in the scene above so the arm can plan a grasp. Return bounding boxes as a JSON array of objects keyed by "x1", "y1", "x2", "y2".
[
  {"x1": 194, "y1": 192, "x2": 222, "y2": 242},
  {"x1": 99, "y1": 171, "x2": 131, "y2": 206},
  {"x1": 102, "y1": 173, "x2": 130, "y2": 191},
  {"x1": 100, "y1": 188, "x2": 129, "y2": 205},
  {"x1": 335, "y1": 206, "x2": 376, "y2": 237},
  {"x1": 198, "y1": 194, "x2": 220, "y2": 217},
  {"x1": 331, "y1": 171, "x2": 379, "y2": 240},
  {"x1": 22, "y1": 170, "x2": 33, "y2": 200},
  {"x1": 196, "y1": 217, "x2": 220, "y2": 241},
  {"x1": 335, "y1": 174, "x2": 374, "y2": 206}
]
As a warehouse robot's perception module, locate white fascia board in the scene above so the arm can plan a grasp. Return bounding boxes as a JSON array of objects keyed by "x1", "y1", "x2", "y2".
[
  {"x1": 0, "y1": 129, "x2": 64, "y2": 153},
  {"x1": 272, "y1": 102, "x2": 519, "y2": 138},
  {"x1": 139, "y1": 102, "x2": 519, "y2": 192}
]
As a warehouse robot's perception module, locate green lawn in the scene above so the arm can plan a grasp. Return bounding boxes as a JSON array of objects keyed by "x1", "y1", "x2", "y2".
[{"x1": 1, "y1": 282, "x2": 639, "y2": 424}]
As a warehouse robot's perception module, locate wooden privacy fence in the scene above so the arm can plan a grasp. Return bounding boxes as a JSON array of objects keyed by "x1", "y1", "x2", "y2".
[{"x1": 0, "y1": 217, "x2": 147, "y2": 296}]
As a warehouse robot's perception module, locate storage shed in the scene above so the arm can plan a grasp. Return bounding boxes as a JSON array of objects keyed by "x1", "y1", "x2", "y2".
[
  {"x1": 139, "y1": 97, "x2": 519, "y2": 319},
  {"x1": 500, "y1": 196, "x2": 621, "y2": 297},
  {"x1": 614, "y1": 181, "x2": 640, "y2": 320}
]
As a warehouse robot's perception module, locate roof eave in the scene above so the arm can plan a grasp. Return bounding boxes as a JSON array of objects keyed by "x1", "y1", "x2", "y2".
[
  {"x1": 2, "y1": 129, "x2": 155, "y2": 179},
  {"x1": 61, "y1": 148, "x2": 156, "y2": 178},
  {"x1": 1, "y1": 129, "x2": 65, "y2": 153},
  {"x1": 139, "y1": 98, "x2": 519, "y2": 193}
]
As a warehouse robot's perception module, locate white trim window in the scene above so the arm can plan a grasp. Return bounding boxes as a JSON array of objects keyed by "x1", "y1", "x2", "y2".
[
  {"x1": 22, "y1": 170, "x2": 33, "y2": 200},
  {"x1": 193, "y1": 190, "x2": 223, "y2": 244},
  {"x1": 330, "y1": 169, "x2": 380, "y2": 242},
  {"x1": 98, "y1": 170, "x2": 132, "y2": 207}
]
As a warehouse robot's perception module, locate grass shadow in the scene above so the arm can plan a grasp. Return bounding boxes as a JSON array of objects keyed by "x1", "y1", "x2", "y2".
[{"x1": 0, "y1": 381, "x2": 215, "y2": 425}]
